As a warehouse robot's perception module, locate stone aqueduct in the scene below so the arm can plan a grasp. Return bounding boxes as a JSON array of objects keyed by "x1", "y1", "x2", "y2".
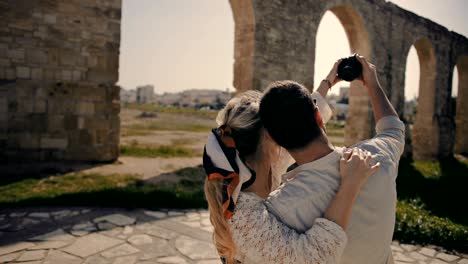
[{"x1": 0, "y1": 0, "x2": 467, "y2": 162}]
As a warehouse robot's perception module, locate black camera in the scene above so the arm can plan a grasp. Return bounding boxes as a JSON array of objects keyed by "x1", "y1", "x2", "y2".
[{"x1": 337, "y1": 54, "x2": 362, "y2": 82}]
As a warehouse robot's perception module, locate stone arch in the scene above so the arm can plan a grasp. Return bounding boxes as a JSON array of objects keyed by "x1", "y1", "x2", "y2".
[
  {"x1": 229, "y1": 0, "x2": 255, "y2": 92},
  {"x1": 454, "y1": 55, "x2": 468, "y2": 154},
  {"x1": 408, "y1": 38, "x2": 438, "y2": 160},
  {"x1": 316, "y1": 5, "x2": 372, "y2": 146}
]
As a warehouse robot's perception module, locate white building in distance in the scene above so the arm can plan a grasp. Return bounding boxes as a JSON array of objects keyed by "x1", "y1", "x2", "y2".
[
  {"x1": 136, "y1": 85, "x2": 154, "y2": 104},
  {"x1": 120, "y1": 88, "x2": 136, "y2": 103},
  {"x1": 155, "y1": 89, "x2": 231, "y2": 109}
]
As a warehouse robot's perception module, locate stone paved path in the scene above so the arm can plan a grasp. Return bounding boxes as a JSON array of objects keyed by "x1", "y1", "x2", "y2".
[{"x1": 0, "y1": 207, "x2": 466, "y2": 264}]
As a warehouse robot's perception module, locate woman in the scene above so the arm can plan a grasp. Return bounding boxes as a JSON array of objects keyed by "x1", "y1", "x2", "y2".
[{"x1": 203, "y1": 63, "x2": 378, "y2": 263}]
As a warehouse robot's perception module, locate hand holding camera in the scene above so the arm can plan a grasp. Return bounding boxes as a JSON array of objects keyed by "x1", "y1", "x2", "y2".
[{"x1": 333, "y1": 54, "x2": 380, "y2": 90}]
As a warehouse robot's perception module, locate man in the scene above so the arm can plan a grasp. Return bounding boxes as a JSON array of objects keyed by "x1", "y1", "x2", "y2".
[{"x1": 259, "y1": 56, "x2": 405, "y2": 264}]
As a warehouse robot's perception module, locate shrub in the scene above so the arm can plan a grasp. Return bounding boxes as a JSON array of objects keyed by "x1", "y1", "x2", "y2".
[{"x1": 395, "y1": 199, "x2": 468, "y2": 252}]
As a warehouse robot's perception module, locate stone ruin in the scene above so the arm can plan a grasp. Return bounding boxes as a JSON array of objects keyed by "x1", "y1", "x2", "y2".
[{"x1": 1, "y1": 0, "x2": 467, "y2": 162}]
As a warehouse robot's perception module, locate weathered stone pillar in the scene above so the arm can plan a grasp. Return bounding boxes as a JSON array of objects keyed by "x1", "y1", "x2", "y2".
[
  {"x1": 454, "y1": 56, "x2": 468, "y2": 154},
  {"x1": 230, "y1": 0, "x2": 256, "y2": 92},
  {"x1": 0, "y1": 0, "x2": 121, "y2": 162}
]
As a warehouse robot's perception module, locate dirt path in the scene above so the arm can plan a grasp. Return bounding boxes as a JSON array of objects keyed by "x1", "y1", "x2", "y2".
[{"x1": 82, "y1": 157, "x2": 202, "y2": 181}]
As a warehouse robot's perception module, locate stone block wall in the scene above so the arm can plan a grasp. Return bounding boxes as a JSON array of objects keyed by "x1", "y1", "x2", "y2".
[{"x1": 0, "y1": 0, "x2": 121, "y2": 162}]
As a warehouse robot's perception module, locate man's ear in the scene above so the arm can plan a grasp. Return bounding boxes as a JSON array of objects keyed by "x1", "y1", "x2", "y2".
[
  {"x1": 315, "y1": 107, "x2": 325, "y2": 129},
  {"x1": 265, "y1": 130, "x2": 273, "y2": 141}
]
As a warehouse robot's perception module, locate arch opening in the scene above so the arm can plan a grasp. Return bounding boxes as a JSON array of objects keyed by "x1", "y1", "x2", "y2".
[
  {"x1": 314, "y1": 5, "x2": 372, "y2": 146},
  {"x1": 404, "y1": 38, "x2": 438, "y2": 160}
]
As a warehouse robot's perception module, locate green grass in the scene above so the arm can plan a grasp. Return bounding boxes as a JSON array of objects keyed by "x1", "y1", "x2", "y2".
[
  {"x1": 326, "y1": 129, "x2": 345, "y2": 138},
  {"x1": 124, "y1": 103, "x2": 218, "y2": 120},
  {"x1": 121, "y1": 128, "x2": 153, "y2": 137},
  {"x1": 0, "y1": 167, "x2": 207, "y2": 209},
  {"x1": 120, "y1": 144, "x2": 200, "y2": 158},
  {"x1": 326, "y1": 120, "x2": 345, "y2": 130}
]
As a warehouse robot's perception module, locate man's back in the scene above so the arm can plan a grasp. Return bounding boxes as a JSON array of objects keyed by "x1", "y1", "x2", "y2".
[{"x1": 265, "y1": 116, "x2": 405, "y2": 264}]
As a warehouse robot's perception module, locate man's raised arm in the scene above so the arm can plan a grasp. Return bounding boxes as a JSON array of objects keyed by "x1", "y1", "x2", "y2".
[
  {"x1": 356, "y1": 56, "x2": 398, "y2": 122},
  {"x1": 355, "y1": 55, "x2": 405, "y2": 162}
]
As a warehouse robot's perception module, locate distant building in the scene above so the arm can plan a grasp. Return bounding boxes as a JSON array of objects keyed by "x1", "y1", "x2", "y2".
[
  {"x1": 404, "y1": 99, "x2": 418, "y2": 123},
  {"x1": 154, "y1": 92, "x2": 182, "y2": 107},
  {"x1": 136, "y1": 85, "x2": 154, "y2": 104},
  {"x1": 120, "y1": 88, "x2": 136, "y2": 103},
  {"x1": 155, "y1": 88, "x2": 231, "y2": 109},
  {"x1": 330, "y1": 103, "x2": 349, "y2": 121},
  {"x1": 338, "y1": 86, "x2": 349, "y2": 104}
]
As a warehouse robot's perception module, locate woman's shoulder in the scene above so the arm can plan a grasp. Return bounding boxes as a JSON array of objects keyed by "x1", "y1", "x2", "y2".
[
  {"x1": 230, "y1": 192, "x2": 264, "y2": 222},
  {"x1": 236, "y1": 192, "x2": 263, "y2": 207}
]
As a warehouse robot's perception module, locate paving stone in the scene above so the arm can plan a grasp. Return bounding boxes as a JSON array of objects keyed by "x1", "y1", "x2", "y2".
[
  {"x1": 71, "y1": 221, "x2": 97, "y2": 236},
  {"x1": 15, "y1": 218, "x2": 41, "y2": 230},
  {"x1": 429, "y1": 259, "x2": 448, "y2": 264},
  {"x1": 409, "y1": 252, "x2": 428, "y2": 261},
  {"x1": 113, "y1": 255, "x2": 138, "y2": 264},
  {"x1": 420, "y1": 247, "x2": 437, "y2": 257},
  {"x1": 128, "y1": 234, "x2": 153, "y2": 246},
  {"x1": 98, "y1": 222, "x2": 117, "y2": 231},
  {"x1": 17, "y1": 250, "x2": 47, "y2": 261},
  {"x1": 84, "y1": 255, "x2": 110, "y2": 264},
  {"x1": 72, "y1": 221, "x2": 95, "y2": 230},
  {"x1": 199, "y1": 211, "x2": 209, "y2": 217},
  {"x1": 175, "y1": 235, "x2": 218, "y2": 260},
  {"x1": 185, "y1": 212, "x2": 200, "y2": 219},
  {"x1": 82, "y1": 209, "x2": 92, "y2": 214},
  {"x1": 401, "y1": 244, "x2": 418, "y2": 252},
  {"x1": 100, "y1": 227, "x2": 123, "y2": 237},
  {"x1": 196, "y1": 260, "x2": 222, "y2": 264},
  {"x1": 10, "y1": 212, "x2": 27, "y2": 217},
  {"x1": 458, "y1": 259, "x2": 468, "y2": 264},
  {"x1": 51, "y1": 210, "x2": 71, "y2": 219},
  {"x1": 0, "y1": 241, "x2": 34, "y2": 256},
  {"x1": 62, "y1": 233, "x2": 123, "y2": 258},
  {"x1": 0, "y1": 251, "x2": 20, "y2": 262},
  {"x1": 200, "y1": 218, "x2": 211, "y2": 227},
  {"x1": 144, "y1": 210, "x2": 167, "y2": 219},
  {"x1": 436, "y1": 252, "x2": 460, "y2": 262},
  {"x1": 15, "y1": 261, "x2": 42, "y2": 264},
  {"x1": 101, "y1": 243, "x2": 140, "y2": 258},
  {"x1": 394, "y1": 252, "x2": 416, "y2": 262},
  {"x1": 137, "y1": 224, "x2": 178, "y2": 240},
  {"x1": 43, "y1": 250, "x2": 81, "y2": 264},
  {"x1": 157, "y1": 255, "x2": 188, "y2": 264},
  {"x1": 94, "y1": 214, "x2": 136, "y2": 226},
  {"x1": 123, "y1": 225, "x2": 134, "y2": 235},
  {"x1": 137, "y1": 237, "x2": 175, "y2": 260},
  {"x1": 392, "y1": 245, "x2": 404, "y2": 252},
  {"x1": 0, "y1": 223, "x2": 11, "y2": 230},
  {"x1": 30, "y1": 228, "x2": 75, "y2": 241},
  {"x1": 181, "y1": 221, "x2": 201, "y2": 228},
  {"x1": 201, "y1": 226, "x2": 214, "y2": 233},
  {"x1": 28, "y1": 241, "x2": 70, "y2": 250},
  {"x1": 29, "y1": 212, "x2": 50, "y2": 218},
  {"x1": 168, "y1": 211, "x2": 184, "y2": 217}
]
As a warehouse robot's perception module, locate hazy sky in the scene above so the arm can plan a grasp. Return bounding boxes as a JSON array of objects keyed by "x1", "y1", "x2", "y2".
[{"x1": 118, "y1": 0, "x2": 468, "y2": 98}]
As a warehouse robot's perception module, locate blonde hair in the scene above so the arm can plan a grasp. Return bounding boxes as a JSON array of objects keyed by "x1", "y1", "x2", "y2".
[{"x1": 204, "y1": 91, "x2": 282, "y2": 263}]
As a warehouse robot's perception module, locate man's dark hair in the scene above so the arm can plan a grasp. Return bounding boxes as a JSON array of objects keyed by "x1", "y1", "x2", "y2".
[{"x1": 259, "y1": 80, "x2": 322, "y2": 150}]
